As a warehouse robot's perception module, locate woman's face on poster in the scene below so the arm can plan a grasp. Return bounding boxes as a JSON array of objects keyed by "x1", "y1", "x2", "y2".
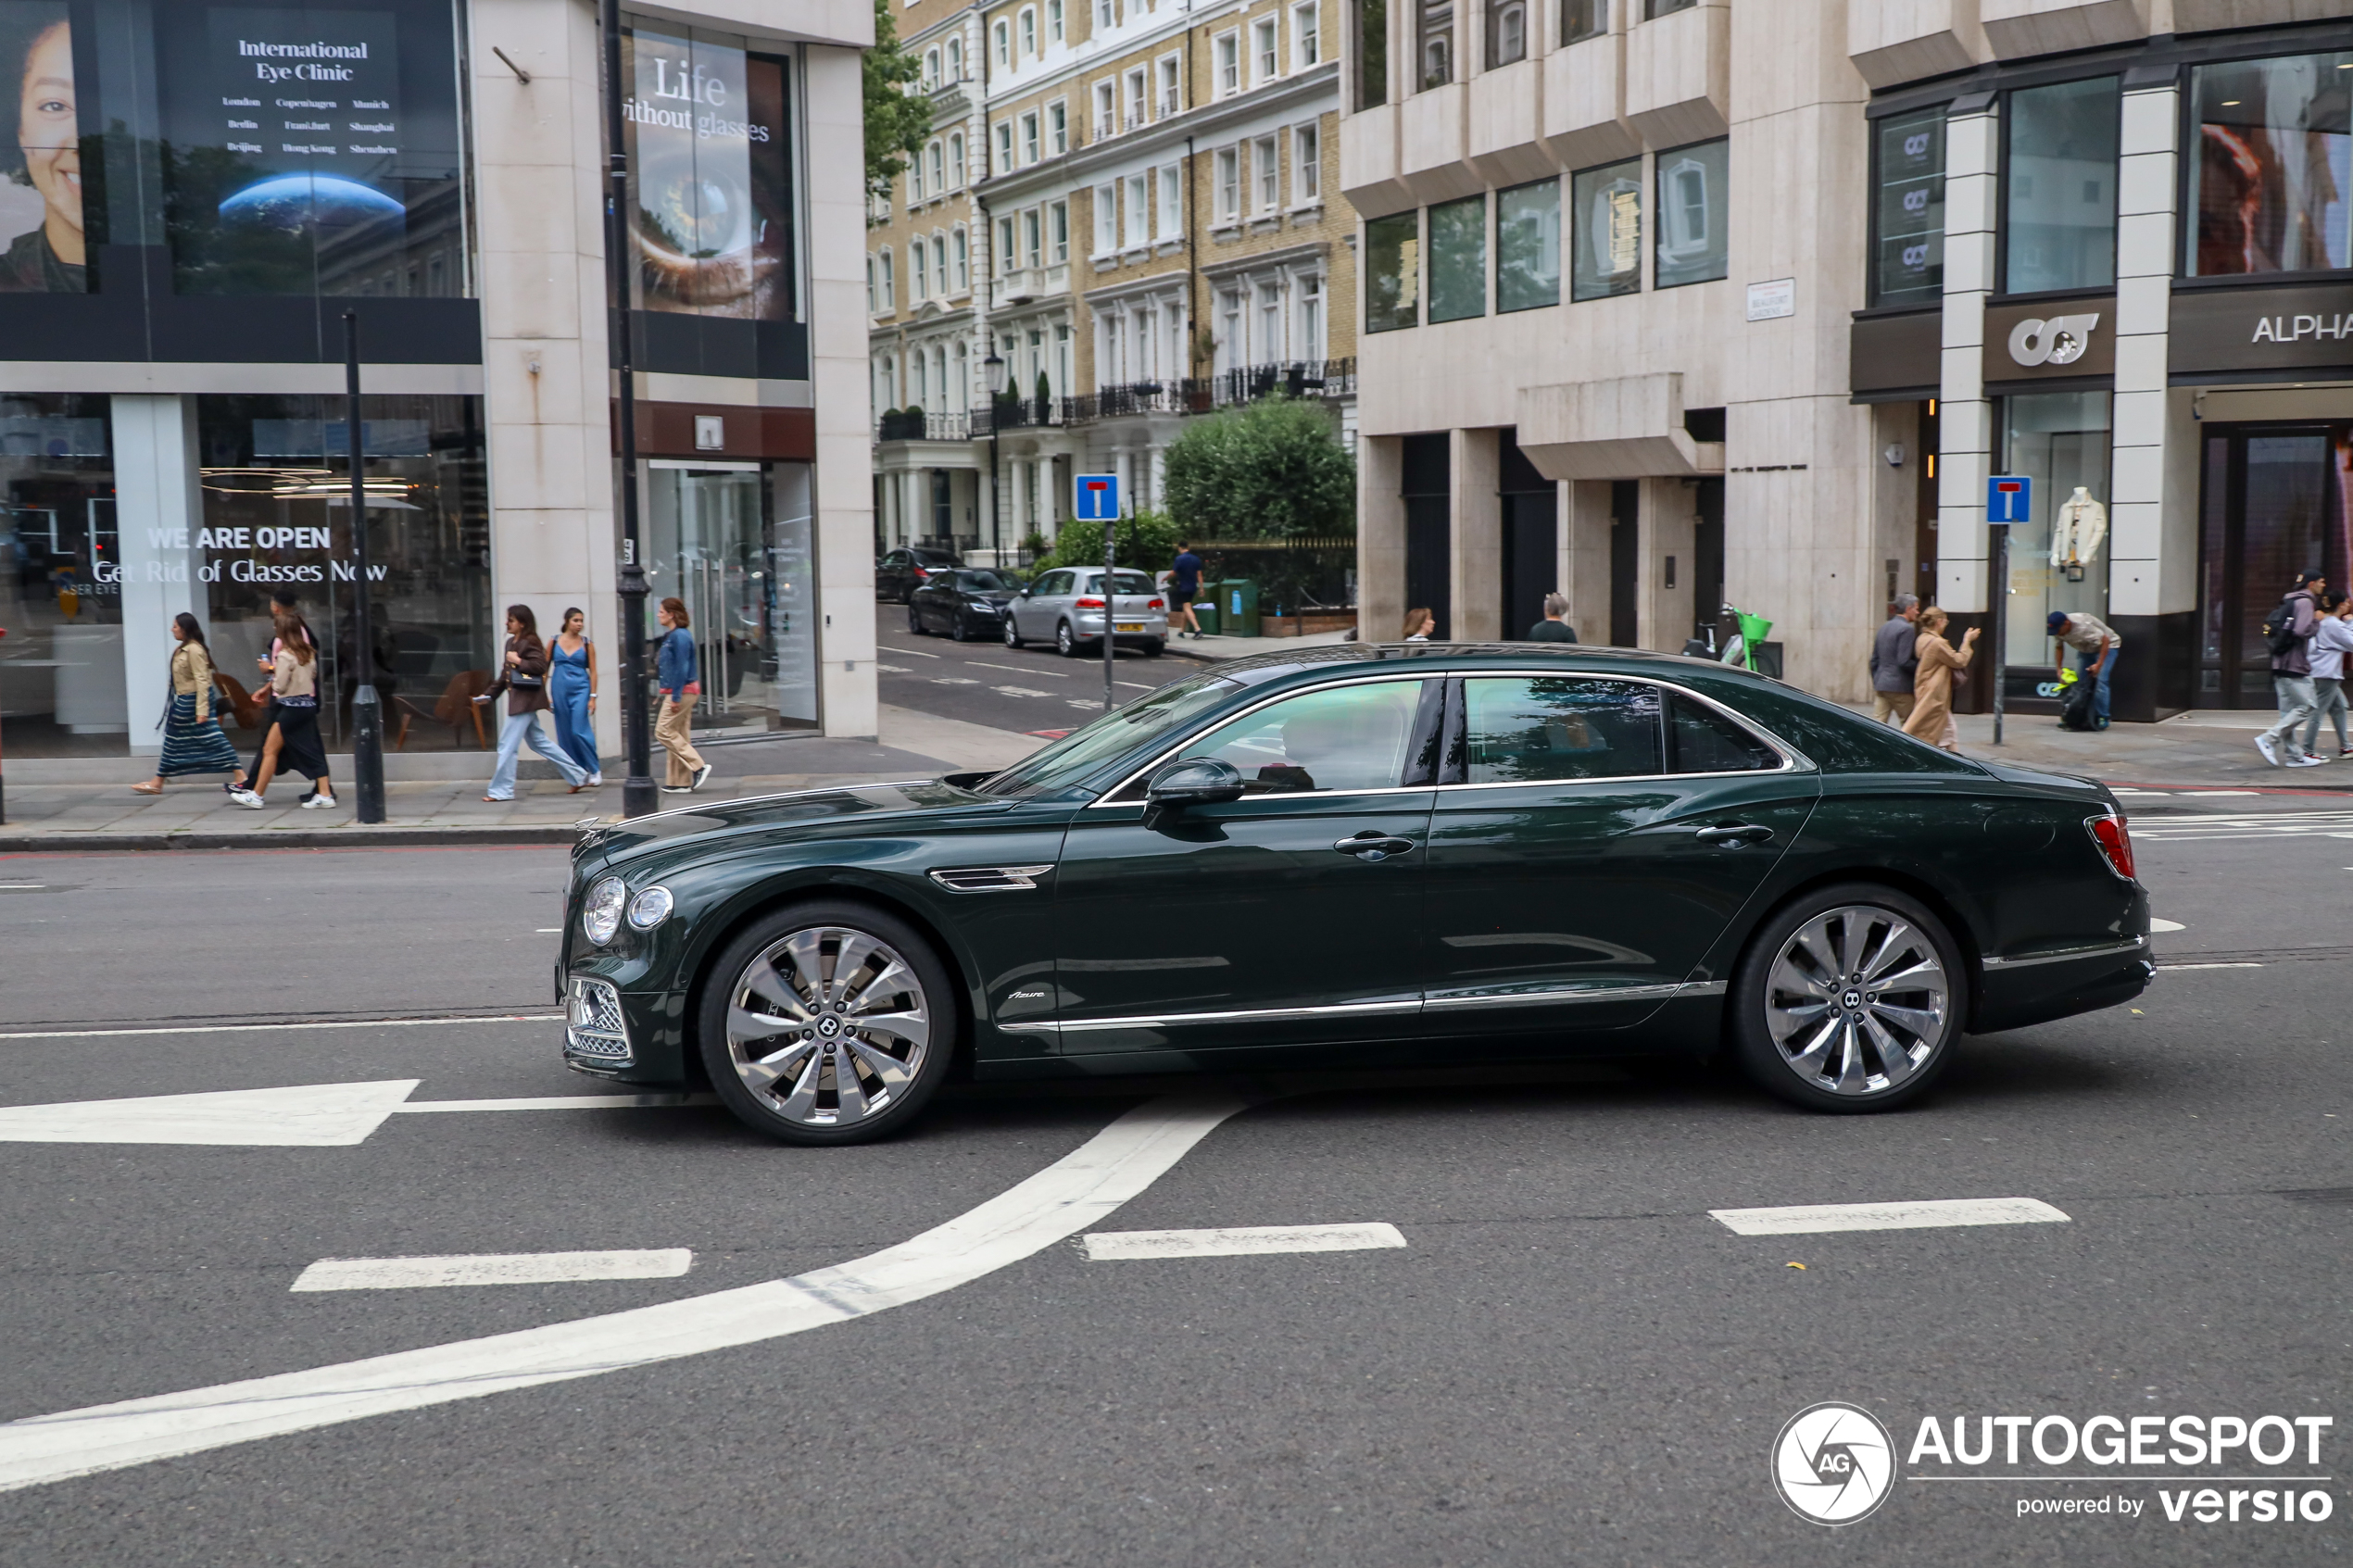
[{"x1": 19, "y1": 21, "x2": 77, "y2": 259}]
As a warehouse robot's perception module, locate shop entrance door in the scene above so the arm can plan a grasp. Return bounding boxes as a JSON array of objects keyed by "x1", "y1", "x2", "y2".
[
  {"x1": 648, "y1": 461, "x2": 821, "y2": 733},
  {"x1": 2196, "y1": 424, "x2": 2353, "y2": 708}
]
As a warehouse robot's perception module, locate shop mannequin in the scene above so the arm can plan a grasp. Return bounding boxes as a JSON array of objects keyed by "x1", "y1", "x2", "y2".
[{"x1": 2051, "y1": 486, "x2": 2108, "y2": 581}]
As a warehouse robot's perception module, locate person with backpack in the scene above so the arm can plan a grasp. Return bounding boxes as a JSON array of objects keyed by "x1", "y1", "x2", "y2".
[
  {"x1": 2046, "y1": 609, "x2": 2120, "y2": 730},
  {"x1": 1869, "y1": 595, "x2": 1919, "y2": 724},
  {"x1": 2255, "y1": 571, "x2": 2328, "y2": 768}
]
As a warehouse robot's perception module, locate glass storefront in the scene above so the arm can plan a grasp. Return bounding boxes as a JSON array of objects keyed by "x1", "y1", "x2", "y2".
[
  {"x1": 0, "y1": 394, "x2": 117, "y2": 752},
  {"x1": 645, "y1": 460, "x2": 818, "y2": 733},
  {"x1": 2196, "y1": 424, "x2": 2353, "y2": 705},
  {"x1": 2005, "y1": 77, "x2": 2120, "y2": 295},
  {"x1": 2188, "y1": 50, "x2": 2351, "y2": 277},
  {"x1": 1997, "y1": 392, "x2": 2112, "y2": 681}
]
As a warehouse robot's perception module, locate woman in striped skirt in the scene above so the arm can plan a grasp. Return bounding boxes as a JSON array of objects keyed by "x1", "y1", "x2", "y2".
[{"x1": 132, "y1": 613, "x2": 246, "y2": 794}]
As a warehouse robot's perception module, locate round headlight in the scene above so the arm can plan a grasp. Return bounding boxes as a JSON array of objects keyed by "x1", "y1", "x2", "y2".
[
  {"x1": 582, "y1": 876, "x2": 626, "y2": 945},
  {"x1": 627, "y1": 884, "x2": 673, "y2": 930}
]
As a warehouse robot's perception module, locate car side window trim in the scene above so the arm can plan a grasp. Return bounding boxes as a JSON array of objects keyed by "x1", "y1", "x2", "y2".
[
  {"x1": 1092, "y1": 673, "x2": 1442, "y2": 806},
  {"x1": 1438, "y1": 671, "x2": 1813, "y2": 792}
]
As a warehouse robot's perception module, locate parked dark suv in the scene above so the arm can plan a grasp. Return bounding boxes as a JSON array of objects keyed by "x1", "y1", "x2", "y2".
[{"x1": 875, "y1": 547, "x2": 961, "y2": 604}]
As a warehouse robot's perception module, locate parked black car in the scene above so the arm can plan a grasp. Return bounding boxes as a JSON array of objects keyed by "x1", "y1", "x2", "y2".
[
  {"x1": 875, "y1": 546, "x2": 960, "y2": 604},
  {"x1": 557, "y1": 644, "x2": 2151, "y2": 1146},
  {"x1": 909, "y1": 569, "x2": 1021, "y2": 641}
]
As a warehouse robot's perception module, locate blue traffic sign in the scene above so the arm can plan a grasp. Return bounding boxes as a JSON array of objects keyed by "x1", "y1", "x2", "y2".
[
  {"x1": 1073, "y1": 472, "x2": 1121, "y2": 521},
  {"x1": 1986, "y1": 474, "x2": 2032, "y2": 524}
]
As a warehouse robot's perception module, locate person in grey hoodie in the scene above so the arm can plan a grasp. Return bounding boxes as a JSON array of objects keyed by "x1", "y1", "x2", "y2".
[
  {"x1": 1869, "y1": 595, "x2": 1920, "y2": 724},
  {"x1": 2302, "y1": 593, "x2": 2353, "y2": 761},
  {"x1": 2257, "y1": 571, "x2": 2328, "y2": 768}
]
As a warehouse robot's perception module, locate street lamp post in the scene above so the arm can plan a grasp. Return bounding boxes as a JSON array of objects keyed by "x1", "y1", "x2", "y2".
[
  {"x1": 601, "y1": 0, "x2": 656, "y2": 819},
  {"x1": 983, "y1": 349, "x2": 1007, "y2": 565},
  {"x1": 342, "y1": 311, "x2": 386, "y2": 823}
]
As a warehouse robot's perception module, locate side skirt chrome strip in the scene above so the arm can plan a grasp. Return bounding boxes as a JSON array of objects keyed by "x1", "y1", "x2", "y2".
[
  {"x1": 1982, "y1": 936, "x2": 2148, "y2": 970},
  {"x1": 1022, "y1": 980, "x2": 1723, "y2": 1033}
]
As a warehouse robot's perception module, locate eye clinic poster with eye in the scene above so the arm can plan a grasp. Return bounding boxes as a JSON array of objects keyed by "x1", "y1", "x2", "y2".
[{"x1": 623, "y1": 26, "x2": 788, "y2": 320}]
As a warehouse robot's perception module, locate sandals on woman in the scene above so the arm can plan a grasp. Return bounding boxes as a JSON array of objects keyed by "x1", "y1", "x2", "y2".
[{"x1": 131, "y1": 782, "x2": 163, "y2": 795}]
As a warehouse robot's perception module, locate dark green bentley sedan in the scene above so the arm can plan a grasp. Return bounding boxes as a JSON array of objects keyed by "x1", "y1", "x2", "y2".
[{"x1": 556, "y1": 645, "x2": 2149, "y2": 1144}]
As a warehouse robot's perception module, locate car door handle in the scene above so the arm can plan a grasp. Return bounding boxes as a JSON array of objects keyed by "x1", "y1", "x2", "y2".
[
  {"x1": 1334, "y1": 833, "x2": 1416, "y2": 860},
  {"x1": 1694, "y1": 822, "x2": 1775, "y2": 847}
]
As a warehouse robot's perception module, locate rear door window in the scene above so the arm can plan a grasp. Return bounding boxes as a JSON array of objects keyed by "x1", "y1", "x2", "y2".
[
  {"x1": 1462, "y1": 678, "x2": 1664, "y2": 783},
  {"x1": 1666, "y1": 694, "x2": 1779, "y2": 773}
]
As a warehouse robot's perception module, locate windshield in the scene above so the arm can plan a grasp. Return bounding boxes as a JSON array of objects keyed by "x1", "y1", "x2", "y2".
[
  {"x1": 976, "y1": 673, "x2": 1242, "y2": 797},
  {"x1": 959, "y1": 570, "x2": 1012, "y2": 591}
]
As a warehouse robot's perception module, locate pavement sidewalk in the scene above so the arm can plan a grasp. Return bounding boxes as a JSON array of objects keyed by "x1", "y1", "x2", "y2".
[{"x1": 0, "y1": 705, "x2": 1046, "y2": 850}]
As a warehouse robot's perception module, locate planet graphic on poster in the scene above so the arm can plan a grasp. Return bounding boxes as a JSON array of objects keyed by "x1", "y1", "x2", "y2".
[{"x1": 219, "y1": 174, "x2": 403, "y2": 232}]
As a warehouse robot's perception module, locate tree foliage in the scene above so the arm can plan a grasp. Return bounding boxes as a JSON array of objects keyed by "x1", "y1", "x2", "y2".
[
  {"x1": 1040, "y1": 508, "x2": 1185, "y2": 574},
  {"x1": 863, "y1": 0, "x2": 930, "y2": 216},
  {"x1": 1163, "y1": 396, "x2": 1355, "y2": 543}
]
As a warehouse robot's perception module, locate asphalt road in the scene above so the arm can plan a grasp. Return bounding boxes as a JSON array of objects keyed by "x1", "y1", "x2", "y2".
[
  {"x1": 875, "y1": 603, "x2": 1193, "y2": 735},
  {"x1": 0, "y1": 832, "x2": 2347, "y2": 1566}
]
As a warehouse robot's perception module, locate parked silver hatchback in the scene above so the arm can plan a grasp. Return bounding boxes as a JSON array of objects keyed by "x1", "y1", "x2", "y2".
[{"x1": 1003, "y1": 566, "x2": 1167, "y2": 658}]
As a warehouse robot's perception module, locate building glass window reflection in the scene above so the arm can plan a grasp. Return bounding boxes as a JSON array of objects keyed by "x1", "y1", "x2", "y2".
[
  {"x1": 1572, "y1": 157, "x2": 1642, "y2": 301},
  {"x1": 1872, "y1": 106, "x2": 1944, "y2": 307},
  {"x1": 2004, "y1": 76, "x2": 2119, "y2": 295},
  {"x1": 1496, "y1": 177, "x2": 1559, "y2": 311},
  {"x1": 0, "y1": 394, "x2": 116, "y2": 754},
  {"x1": 1364, "y1": 210, "x2": 1418, "y2": 331},
  {"x1": 2188, "y1": 50, "x2": 2352, "y2": 277},
  {"x1": 1427, "y1": 193, "x2": 1485, "y2": 321},
  {"x1": 1654, "y1": 138, "x2": 1726, "y2": 288}
]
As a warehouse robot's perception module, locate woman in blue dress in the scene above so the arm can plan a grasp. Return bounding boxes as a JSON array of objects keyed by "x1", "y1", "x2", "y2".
[{"x1": 548, "y1": 607, "x2": 601, "y2": 786}]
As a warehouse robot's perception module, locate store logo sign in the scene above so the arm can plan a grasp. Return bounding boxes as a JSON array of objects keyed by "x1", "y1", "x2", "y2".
[
  {"x1": 2251, "y1": 312, "x2": 2353, "y2": 343},
  {"x1": 2007, "y1": 313, "x2": 2100, "y2": 368},
  {"x1": 694, "y1": 415, "x2": 724, "y2": 450}
]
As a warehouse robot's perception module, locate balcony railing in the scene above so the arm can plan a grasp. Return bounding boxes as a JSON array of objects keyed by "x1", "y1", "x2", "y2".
[
  {"x1": 1205, "y1": 358, "x2": 1356, "y2": 408},
  {"x1": 972, "y1": 395, "x2": 1072, "y2": 434},
  {"x1": 875, "y1": 409, "x2": 974, "y2": 441}
]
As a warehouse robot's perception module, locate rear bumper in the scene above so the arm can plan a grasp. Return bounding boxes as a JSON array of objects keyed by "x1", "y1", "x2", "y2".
[{"x1": 1975, "y1": 938, "x2": 2153, "y2": 1033}]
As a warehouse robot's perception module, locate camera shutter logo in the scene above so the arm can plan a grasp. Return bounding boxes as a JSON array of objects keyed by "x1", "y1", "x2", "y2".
[
  {"x1": 1773, "y1": 1402, "x2": 1897, "y2": 1525},
  {"x1": 2007, "y1": 313, "x2": 2100, "y2": 368}
]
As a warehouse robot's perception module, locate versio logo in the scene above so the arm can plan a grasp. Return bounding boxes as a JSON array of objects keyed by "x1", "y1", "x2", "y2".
[{"x1": 1774, "y1": 1403, "x2": 1898, "y2": 1525}]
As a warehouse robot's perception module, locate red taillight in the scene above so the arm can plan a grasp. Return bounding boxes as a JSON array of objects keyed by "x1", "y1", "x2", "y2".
[
  {"x1": 2087, "y1": 814, "x2": 2136, "y2": 881},
  {"x1": 913, "y1": 567, "x2": 932, "y2": 579},
  {"x1": 1076, "y1": 596, "x2": 1104, "y2": 608},
  {"x1": 1147, "y1": 597, "x2": 1164, "y2": 609}
]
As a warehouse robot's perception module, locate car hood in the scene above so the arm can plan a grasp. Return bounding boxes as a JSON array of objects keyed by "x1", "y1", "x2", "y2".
[{"x1": 574, "y1": 778, "x2": 1011, "y2": 868}]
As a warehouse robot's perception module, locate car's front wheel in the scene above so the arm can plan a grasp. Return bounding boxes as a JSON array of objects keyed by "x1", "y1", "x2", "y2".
[
  {"x1": 698, "y1": 902, "x2": 956, "y2": 1145},
  {"x1": 1002, "y1": 616, "x2": 1024, "y2": 649},
  {"x1": 1729, "y1": 884, "x2": 1963, "y2": 1113},
  {"x1": 907, "y1": 603, "x2": 926, "y2": 634}
]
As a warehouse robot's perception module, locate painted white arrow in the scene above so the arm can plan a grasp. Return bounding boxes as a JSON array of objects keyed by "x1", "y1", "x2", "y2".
[{"x1": 0, "y1": 1082, "x2": 715, "y2": 1148}]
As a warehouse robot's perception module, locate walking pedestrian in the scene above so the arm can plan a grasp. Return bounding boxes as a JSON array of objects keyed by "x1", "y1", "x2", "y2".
[
  {"x1": 1902, "y1": 606, "x2": 1979, "y2": 752},
  {"x1": 2046, "y1": 608, "x2": 2122, "y2": 729},
  {"x1": 472, "y1": 605, "x2": 591, "y2": 801},
  {"x1": 548, "y1": 607, "x2": 602, "y2": 785},
  {"x1": 241, "y1": 589, "x2": 311, "y2": 798},
  {"x1": 1403, "y1": 608, "x2": 1437, "y2": 642},
  {"x1": 654, "y1": 596, "x2": 712, "y2": 795},
  {"x1": 229, "y1": 613, "x2": 335, "y2": 809},
  {"x1": 1869, "y1": 594, "x2": 1920, "y2": 725},
  {"x1": 2256, "y1": 571, "x2": 2329, "y2": 768},
  {"x1": 1170, "y1": 542, "x2": 1204, "y2": 640},
  {"x1": 132, "y1": 612, "x2": 246, "y2": 795},
  {"x1": 2300, "y1": 592, "x2": 2353, "y2": 761},
  {"x1": 1527, "y1": 592, "x2": 1579, "y2": 643}
]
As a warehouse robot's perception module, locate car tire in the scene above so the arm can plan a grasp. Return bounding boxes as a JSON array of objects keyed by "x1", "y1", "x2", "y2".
[
  {"x1": 1728, "y1": 883, "x2": 1964, "y2": 1114},
  {"x1": 1002, "y1": 617, "x2": 1024, "y2": 649},
  {"x1": 951, "y1": 613, "x2": 975, "y2": 643},
  {"x1": 698, "y1": 900, "x2": 958, "y2": 1146},
  {"x1": 907, "y1": 604, "x2": 925, "y2": 634},
  {"x1": 1056, "y1": 621, "x2": 1079, "y2": 658},
  {"x1": 1141, "y1": 639, "x2": 1164, "y2": 657}
]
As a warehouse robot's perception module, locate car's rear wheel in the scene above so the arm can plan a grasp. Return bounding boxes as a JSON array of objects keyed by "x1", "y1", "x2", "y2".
[
  {"x1": 1141, "y1": 639, "x2": 1164, "y2": 657},
  {"x1": 1729, "y1": 884, "x2": 1962, "y2": 1113},
  {"x1": 1055, "y1": 621, "x2": 1079, "y2": 657},
  {"x1": 698, "y1": 902, "x2": 956, "y2": 1145},
  {"x1": 1002, "y1": 616, "x2": 1024, "y2": 649}
]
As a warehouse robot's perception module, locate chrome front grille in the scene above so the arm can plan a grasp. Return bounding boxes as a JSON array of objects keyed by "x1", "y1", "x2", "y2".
[{"x1": 565, "y1": 976, "x2": 632, "y2": 1062}]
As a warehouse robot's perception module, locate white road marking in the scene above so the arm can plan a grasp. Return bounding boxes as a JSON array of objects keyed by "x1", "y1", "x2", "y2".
[
  {"x1": 0, "y1": 1094, "x2": 1248, "y2": 1493},
  {"x1": 1081, "y1": 1222, "x2": 1406, "y2": 1261},
  {"x1": 2133, "y1": 811, "x2": 2353, "y2": 841},
  {"x1": 969, "y1": 659, "x2": 1063, "y2": 677},
  {"x1": 1066, "y1": 698, "x2": 1103, "y2": 709},
  {"x1": 291, "y1": 1250, "x2": 694, "y2": 1292},
  {"x1": 535, "y1": 927, "x2": 562, "y2": 933},
  {"x1": 0, "y1": 1013, "x2": 562, "y2": 1043},
  {"x1": 2149, "y1": 918, "x2": 2186, "y2": 932},
  {"x1": 1708, "y1": 1198, "x2": 2070, "y2": 1236},
  {"x1": 991, "y1": 685, "x2": 1056, "y2": 698},
  {"x1": 932, "y1": 676, "x2": 981, "y2": 685},
  {"x1": 2160, "y1": 961, "x2": 2264, "y2": 971},
  {"x1": 887, "y1": 646, "x2": 941, "y2": 658},
  {"x1": 0, "y1": 1081, "x2": 715, "y2": 1146},
  {"x1": 875, "y1": 663, "x2": 912, "y2": 673}
]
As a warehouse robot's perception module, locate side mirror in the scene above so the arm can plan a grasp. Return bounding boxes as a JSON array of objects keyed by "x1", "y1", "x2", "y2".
[{"x1": 1145, "y1": 757, "x2": 1245, "y2": 808}]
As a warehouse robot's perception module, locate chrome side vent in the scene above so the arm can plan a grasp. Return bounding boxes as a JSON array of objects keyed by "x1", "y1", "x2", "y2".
[{"x1": 928, "y1": 864, "x2": 1054, "y2": 893}]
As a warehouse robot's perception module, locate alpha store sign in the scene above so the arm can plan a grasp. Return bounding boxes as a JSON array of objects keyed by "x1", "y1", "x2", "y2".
[{"x1": 2172, "y1": 282, "x2": 2353, "y2": 378}]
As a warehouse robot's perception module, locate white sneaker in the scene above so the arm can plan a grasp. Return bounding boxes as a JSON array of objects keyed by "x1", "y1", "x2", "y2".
[
  {"x1": 229, "y1": 789, "x2": 265, "y2": 809},
  {"x1": 586, "y1": 773, "x2": 603, "y2": 787},
  {"x1": 2256, "y1": 734, "x2": 2281, "y2": 767},
  {"x1": 2287, "y1": 754, "x2": 2327, "y2": 768},
  {"x1": 690, "y1": 763, "x2": 713, "y2": 792},
  {"x1": 301, "y1": 792, "x2": 339, "y2": 808}
]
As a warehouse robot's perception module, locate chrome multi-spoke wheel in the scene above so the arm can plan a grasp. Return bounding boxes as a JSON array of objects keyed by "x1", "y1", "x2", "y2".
[
  {"x1": 1733, "y1": 887, "x2": 1961, "y2": 1112},
  {"x1": 700, "y1": 906, "x2": 953, "y2": 1143}
]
